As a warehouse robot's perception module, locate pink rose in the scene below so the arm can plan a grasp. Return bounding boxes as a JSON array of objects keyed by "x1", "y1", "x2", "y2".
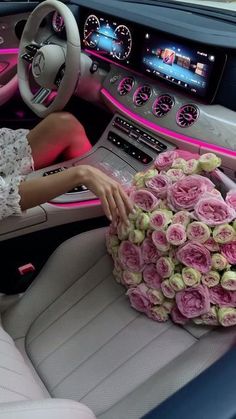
[
  {"x1": 118, "y1": 241, "x2": 144, "y2": 272},
  {"x1": 152, "y1": 230, "x2": 170, "y2": 252},
  {"x1": 147, "y1": 288, "x2": 165, "y2": 305},
  {"x1": 145, "y1": 174, "x2": 171, "y2": 198},
  {"x1": 226, "y1": 190, "x2": 236, "y2": 210},
  {"x1": 143, "y1": 264, "x2": 162, "y2": 289},
  {"x1": 176, "y1": 285, "x2": 210, "y2": 318},
  {"x1": 161, "y1": 280, "x2": 175, "y2": 299},
  {"x1": 176, "y1": 242, "x2": 211, "y2": 273},
  {"x1": 218, "y1": 307, "x2": 236, "y2": 327},
  {"x1": 130, "y1": 189, "x2": 159, "y2": 212},
  {"x1": 172, "y1": 210, "x2": 191, "y2": 227},
  {"x1": 209, "y1": 285, "x2": 235, "y2": 307},
  {"x1": 186, "y1": 222, "x2": 211, "y2": 244},
  {"x1": 156, "y1": 257, "x2": 174, "y2": 278},
  {"x1": 147, "y1": 306, "x2": 169, "y2": 322},
  {"x1": 168, "y1": 175, "x2": 214, "y2": 211},
  {"x1": 114, "y1": 257, "x2": 125, "y2": 272},
  {"x1": 203, "y1": 237, "x2": 220, "y2": 252},
  {"x1": 221, "y1": 241, "x2": 236, "y2": 264},
  {"x1": 166, "y1": 223, "x2": 187, "y2": 246},
  {"x1": 171, "y1": 306, "x2": 188, "y2": 325},
  {"x1": 201, "y1": 306, "x2": 219, "y2": 326},
  {"x1": 122, "y1": 271, "x2": 142, "y2": 287},
  {"x1": 154, "y1": 150, "x2": 177, "y2": 171},
  {"x1": 127, "y1": 284, "x2": 151, "y2": 313},
  {"x1": 166, "y1": 168, "x2": 185, "y2": 182},
  {"x1": 194, "y1": 197, "x2": 235, "y2": 226},
  {"x1": 149, "y1": 210, "x2": 172, "y2": 230},
  {"x1": 201, "y1": 271, "x2": 220, "y2": 288},
  {"x1": 141, "y1": 238, "x2": 160, "y2": 264}
]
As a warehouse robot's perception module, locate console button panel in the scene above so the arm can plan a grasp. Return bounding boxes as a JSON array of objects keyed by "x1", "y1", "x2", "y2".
[
  {"x1": 113, "y1": 116, "x2": 167, "y2": 152},
  {"x1": 107, "y1": 131, "x2": 153, "y2": 164}
]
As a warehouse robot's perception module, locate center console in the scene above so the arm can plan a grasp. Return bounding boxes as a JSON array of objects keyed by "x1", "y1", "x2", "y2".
[
  {"x1": 29, "y1": 113, "x2": 175, "y2": 204},
  {"x1": 0, "y1": 113, "x2": 174, "y2": 241}
]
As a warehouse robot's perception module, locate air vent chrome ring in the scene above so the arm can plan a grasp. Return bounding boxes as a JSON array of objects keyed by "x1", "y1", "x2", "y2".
[
  {"x1": 152, "y1": 94, "x2": 174, "y2": 117},
  {"x1": 133, "y1": 85, "x2": 152, "y2": 107},
  {"x1": 117, "y1": 77, "x2": 135, "y2": 96},
  {"x1": 176, "y1": 104, "x2": 199, "y2": 128}
]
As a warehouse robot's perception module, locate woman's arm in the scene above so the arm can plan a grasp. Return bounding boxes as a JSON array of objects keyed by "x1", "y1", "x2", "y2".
[{"x1": 19, "y1": 165, "x2": 133, "y2": 224}]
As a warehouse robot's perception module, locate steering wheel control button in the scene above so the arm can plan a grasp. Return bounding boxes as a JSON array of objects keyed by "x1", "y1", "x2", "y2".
[
  {"x1": 22, "y1": 44, "x2": 40, "y2": 63},
  {"x1": 90, "y1": 61, "x2": 99, "y2": 74},
  {"x1": 108, "y1": 131, "x2": 152, "y2": 164}
]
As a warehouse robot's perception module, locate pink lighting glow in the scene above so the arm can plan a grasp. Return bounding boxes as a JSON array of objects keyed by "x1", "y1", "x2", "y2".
[
  {"x1": 0, "y1": 48, "x2": 19, "y2": 55},
  {"x1": 101, "y1": 88, "x2": 236, "y2": 158},
  {"x1": 49, "y1": 199, "x2": 100, "y2": 208}
]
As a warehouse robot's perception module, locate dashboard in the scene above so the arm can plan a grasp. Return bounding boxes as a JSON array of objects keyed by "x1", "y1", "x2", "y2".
[
  {"x1": 79, "y1": 8, "x2": 226, "y2": 102},
  {"x1": 47, "y1": 2, "x2": 236, "y2": 164}
]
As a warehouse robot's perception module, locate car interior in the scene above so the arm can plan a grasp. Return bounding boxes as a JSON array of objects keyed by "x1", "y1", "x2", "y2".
[{"x1": 0, "y1": 0, "x2": 236, "y2": 418}]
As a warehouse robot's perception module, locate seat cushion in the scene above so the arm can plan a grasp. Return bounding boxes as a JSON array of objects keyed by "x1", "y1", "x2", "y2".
[
  {"x1": 0, "y1": 399, "x2": 95, "y2": 419},
  {"x1": 0, "y1": 318, "x2": 45, "y2": 403},
  {"x1": 2, "y1": 228, "x2": 236, "y2": 418}
]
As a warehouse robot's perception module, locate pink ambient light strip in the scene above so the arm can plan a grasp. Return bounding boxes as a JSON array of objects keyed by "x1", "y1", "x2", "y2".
[
  {"x1": 0, "y1": 48, "x2": 19, "y2": 55},
  {"x1": 49, "y1": 198, "x2": 100, "y2": 208},
  {"x1": 101, "y1": 87, "x2": 236, "y2": 158}
]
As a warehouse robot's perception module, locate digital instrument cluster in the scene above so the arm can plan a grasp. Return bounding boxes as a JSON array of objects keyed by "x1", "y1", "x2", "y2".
[{"x1": 82, "y1": 13, "x2": 133, "y2": 63}]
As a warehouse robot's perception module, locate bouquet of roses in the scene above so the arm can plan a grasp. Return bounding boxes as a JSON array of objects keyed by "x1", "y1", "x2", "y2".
[{"x1": 106, "y1": 149, "x2": 236, "y2": 327}]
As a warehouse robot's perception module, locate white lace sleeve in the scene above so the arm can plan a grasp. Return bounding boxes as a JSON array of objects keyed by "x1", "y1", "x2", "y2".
[
  {"x1": 0, "y1": 174, "x2": 24, "y2": 220},
  {"x1": 0, "y1": 127, "x2": 34, "y2": 221}
]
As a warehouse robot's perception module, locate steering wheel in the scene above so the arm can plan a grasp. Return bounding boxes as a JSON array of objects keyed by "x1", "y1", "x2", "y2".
[{"x1": 18, "y1": 0, "x2": 81, "y2": 118}]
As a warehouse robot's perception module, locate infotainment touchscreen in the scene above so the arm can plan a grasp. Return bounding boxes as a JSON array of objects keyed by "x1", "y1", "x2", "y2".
[{"x1": 141, "y1": 31, "x2": 226, "y2": 100}]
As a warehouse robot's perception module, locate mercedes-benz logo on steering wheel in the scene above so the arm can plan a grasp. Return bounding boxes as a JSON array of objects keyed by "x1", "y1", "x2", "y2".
[{"x1": 33, "y1": 51, "x2": 45, "y2": 77}]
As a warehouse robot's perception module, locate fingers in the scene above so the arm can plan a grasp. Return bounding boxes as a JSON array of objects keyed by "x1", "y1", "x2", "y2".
[
  {"x1": 88, "y1": 168, "x2": 134, "y2": 224},
  {"x1": 119, "y1": 186, "x2": 133, "y2": 214},
  {"x1": 113, "y1": 188, "x2": 129, "y2": 225},
  {"x1": 108, "y1": 183, "x2": 133, "y2": 225},
  {"x1": 107, "y1": 192, "x2": 119, "y2": 225},
  {"x1": 100, "y1": 195, "x2": 112, "y2": 221}
]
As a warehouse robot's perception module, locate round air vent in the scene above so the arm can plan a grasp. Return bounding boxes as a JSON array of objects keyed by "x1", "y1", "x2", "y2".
[
  {"x1": 152, "y1": 94, "x2": 174, "y2": 117},
  {"x1": 133, "y1": 85, "x2": 152, "y2": 106},
  {"x1": 176, "y1": 104, "x2": 199, "y2": 128},
  {"x1": 117, "y1": 77, "x2": 134, "y2": 96}
]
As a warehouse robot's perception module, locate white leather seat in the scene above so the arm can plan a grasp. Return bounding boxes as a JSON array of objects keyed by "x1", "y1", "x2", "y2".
[{"x1": 0, "y1": 227, "x2": 236, "y2": 419}]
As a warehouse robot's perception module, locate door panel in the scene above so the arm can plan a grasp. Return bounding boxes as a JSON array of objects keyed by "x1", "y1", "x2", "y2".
[{"x1": 0, "y1": 3, "x2": 39, "y2": 126}]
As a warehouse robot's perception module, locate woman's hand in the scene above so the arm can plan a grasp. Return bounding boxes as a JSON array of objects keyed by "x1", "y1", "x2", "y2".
[
  {"x1": 19, "y1": 164, "x2": 133, "y2": 225},
  {"x1": 78, "y1": 165, "x2": 133, "y2": 225}
]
